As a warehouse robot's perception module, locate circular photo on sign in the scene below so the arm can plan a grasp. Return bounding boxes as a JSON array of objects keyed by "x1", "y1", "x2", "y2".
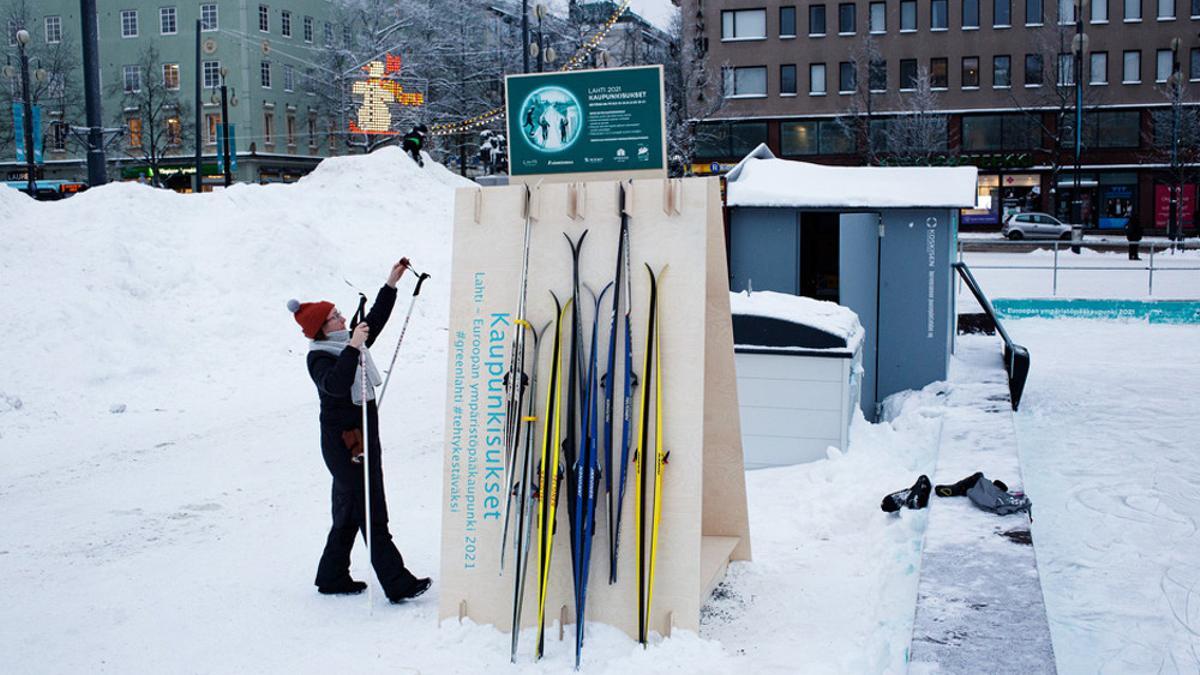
[{"x1": 519, "y1": 85, "x2": 583, "y2": 153}]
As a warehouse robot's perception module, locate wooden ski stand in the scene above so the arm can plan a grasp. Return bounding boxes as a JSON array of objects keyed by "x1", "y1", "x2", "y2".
[{"x1": 438, "y1": 177, "x2": 751, "y2": 649}]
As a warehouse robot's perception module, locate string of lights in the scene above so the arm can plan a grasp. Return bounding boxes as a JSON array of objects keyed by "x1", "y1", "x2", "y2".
[{"x1": 429, "y1": 0, "x2": 631, "y2": 137}]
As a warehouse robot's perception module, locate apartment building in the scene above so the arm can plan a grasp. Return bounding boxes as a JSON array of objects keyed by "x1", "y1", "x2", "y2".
[
  {"x1": 2, "y1": 1, "x2": 336, "y2": 190},
  {"x1": 685, "y1": 0, "x2": 1200, "y2": 231}
]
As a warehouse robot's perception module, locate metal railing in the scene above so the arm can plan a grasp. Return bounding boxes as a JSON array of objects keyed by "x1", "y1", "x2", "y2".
[
  {"x1": 954, "y1": 261, "x2": 1031, "y2": 411},
  {"x1": 957, "y1": 239, "x2": 1200, "y2": 296}
]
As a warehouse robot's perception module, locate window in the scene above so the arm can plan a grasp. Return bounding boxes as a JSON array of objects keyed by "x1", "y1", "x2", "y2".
[
  {"x1": 1157, "y1": 48, "x2": 1174, "y2": 81},
  {"x1": 44, "y1": 16, "x2": 62, "y2": 43},
  {"x1": 1091, "y1": 51, "x2": 1108, "y2": 83},
  {"x1": 304, "y1": 68, "x2": 314, "y2": 94},
  {"x1": 201, "y1": 4, "x2": 218, "y2": 31},
  {"x1": 308, "y1": 116, "x2": 318, "y2": 147},
  {"x1": 994, "y1": 54, "x2": 1012, "y2": 86},
  {"x1": 961, "y1": 113, "x2": 1040, "y2": 150},
  {"x1": 260, "y1": 60, "x2": 272, "y2": 88},
  {"x1": 810, "y1": 4, "x2": 827, "y2": 34},
  {"x1": 205, "y1": 113, "x2": 221, "y2": 144},
  {"x1": 781, "y1": 6, "x2": 797, "y2": 36},
  {"x1": 287, "y1": 114, "x2": 296, "y2": 146},
  {"x1": 264, "y1": 112, "x2": 275, "y2": 145},
  {"x1": 870, "y1": 2, "x2": 887, "y2": 31},
  {"x1": 810, "y1": 63, "x2": 827, "y2": 94},
  {"x1": 1059, "y1": 0, "x2": 1077, "y2": 23},
  {"x1": 781, "y1": 120, "x2": 819, "y2": 155},
  {"x1": 995, "y1": 0, "x2": 1013, "y2": 24},
  {"x1": 284, "y1": 64, "x2": 295, "y2": 91},
  {"x1": 324, "y1": 22, "x2": 334, "y2": 46},
  {"x1": 162, "y1": 63, "x2": 180, "y2": 90},
  {"x1": 304, "y1": 16, "x2": 314, "y2": 42},
  {"x1": 932, "y1": 0, "x2": 949, "y2": 27},
  {"x1": 781, "y1": 64, "x2": 798, "y2": 94},
  {"x1": 160, "y1": 7, "x2": 177, "y2": 35},
  {"x1": 839, "y1": 61, "x2": 857, "y2": 92},
  {"x1": 128, "y1": 117, "x2": 143, "y2": 148},
  {"x1": 964, "y1": 0, "x2": 981, "y2": 26},
  {"x1": 121, "y1": 10, "x2": 138, "y2": 37},
  {"x1": 166, "y1": 116, "x2": 181, "y2": 146},
  {"x1": 259, "y1": 5, "x2": 270, "y2": 32},
  {"x1": 123, "y1": 65, "x2": 141, "y2": 93},
  {"x1": 1194, "y1": 0, "x2": 1200, "y2": 15},
  {"x1": 1125, "y1": 0, "x2": 1142, "y2": 19},
  {"x1": 1058, "y1": 53, "x2": 1075, "y2": 85},
  {"x1": 1124, "y1": 50, "x2": 1141, "y2": 81},
  {"x1": 203, "y1": 60, "x2": 221, "y2": 88},
  {"x1": 901, "y1": 0, "x2": 917, "y2": 28},
  {"x1": 820, "y1": 120, "x2": 856, "y2": 153},
  {"x1": 1158, "y1": 0, "x2": 1176, "y2": 17},
  {"x1": 51, "y1": 120, "x2": 67, "y2": 151},
  {"x1": 931, "y1": 57, "x2": 949, "y2": 87},
  {"x1": 838, "y1": 3, "x2": 856, "y2": 32},
  {"x1": 282, "y1": 10, "x2": 292, "y2": 37},
  {"x1": 725, "y1": 66, "x2": 767, "y2": 97},
  {"x1": 1192, "y1": 48, "x2": 1200, "y2": 80},
  {"x1": 870, "y1": 58, "x2": 887, "y2": 90},
  {"x1": 1027, "y1": 0, "x2": 1044, "y2": 22},
  {"x1": 963, "y1": 56, "x2": 980, "y2": 86},
  {"x1": 721, "y1": 9, "x2": 767, "y2": 39},
  {"x1": 1025, "y1": 53, "x2": 1043, "y2": 85},
  {"x1": 1093, "y1": 0, "x2": 1109, "y2": 20},
  {"x1": 694, "y1": 121, "x2": 770, "y2": 158},
  {"x1": 1078, "y1": 110, "x2": 1141, "y2": 147},
  {"x1": 900, "y1": 58, "x2": 918, "y2": 88}
]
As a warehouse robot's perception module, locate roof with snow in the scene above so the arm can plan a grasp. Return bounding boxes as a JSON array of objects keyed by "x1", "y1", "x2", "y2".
[
  {"x1": 725, "y1": 144, "x2": 978, "y2": 209},
  {"x1": 730, "y1": 290, "x2": 865, "y2": 354}
]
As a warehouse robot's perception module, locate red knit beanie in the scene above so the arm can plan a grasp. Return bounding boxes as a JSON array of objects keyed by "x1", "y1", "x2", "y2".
[{"x1": 288, "y1": 298, "x2": 334, "y2": 339}]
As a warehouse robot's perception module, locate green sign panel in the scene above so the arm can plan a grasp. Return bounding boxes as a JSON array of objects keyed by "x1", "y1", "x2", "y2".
[{"x1": 505, "y1": 66, "x2": 665, "y2": 177}]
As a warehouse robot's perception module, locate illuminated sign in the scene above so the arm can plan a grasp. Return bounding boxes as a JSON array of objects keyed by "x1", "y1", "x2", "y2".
[{"x1": 349, "y1": 54, "x2": 425, "y2": 136}]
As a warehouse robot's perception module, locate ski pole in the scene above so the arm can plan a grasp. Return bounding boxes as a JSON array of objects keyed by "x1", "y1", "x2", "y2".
[
  {"x1": 377, "y1": 271, "x2": 431, "y2": 407},
  {"x1": 361, "y1": 347, "x2": 374, "y2": 616}
]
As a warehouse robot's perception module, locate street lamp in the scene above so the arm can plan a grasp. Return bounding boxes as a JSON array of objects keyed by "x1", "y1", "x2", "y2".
[
  {"x1": 1170, "y1": 37, "x2": 1183, "y2": 245},
  {"x1": 1071, "y1": 0, "x2": 1089, "y2": 242},
  {"x1": 15, "y1": 29, "x2": 36, "y2": 198},
  {"x1": 209, "y1": 66, "x2": 238, "y2": 187}
]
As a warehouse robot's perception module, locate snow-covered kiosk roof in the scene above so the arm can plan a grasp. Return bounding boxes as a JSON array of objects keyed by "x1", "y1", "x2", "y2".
[
  {"x1": 725, "y1": 144, "x2": 977, "y2": 209},
  {"x1": 730, "y1": 290, "x2": 865, "y2": 356}
]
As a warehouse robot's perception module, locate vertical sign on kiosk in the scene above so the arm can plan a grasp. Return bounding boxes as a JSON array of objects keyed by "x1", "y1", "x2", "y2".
[{"x1": 505, "y1": 65, "x2": 667, "y2": 182}]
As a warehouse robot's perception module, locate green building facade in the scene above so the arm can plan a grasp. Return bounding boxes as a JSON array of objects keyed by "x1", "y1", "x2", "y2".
[{"x1": 3, "y1": 0, "x2": 338, "y2": 190}]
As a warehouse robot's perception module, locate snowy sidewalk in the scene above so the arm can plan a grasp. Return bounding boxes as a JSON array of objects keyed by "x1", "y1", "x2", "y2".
[{"x1": 907, "y1": 338, "x2": 1056, "y2": 673}]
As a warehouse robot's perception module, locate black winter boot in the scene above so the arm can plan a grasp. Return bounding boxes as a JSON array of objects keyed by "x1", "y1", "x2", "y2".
[
  {"x1": 881, "y1": 475, "x2": 932, "y2": 512},
  {"x1": 936, "y1": 472, "x2": 984, "y2": 497},
  {"x1": 388, "y1": 577, "x2": 432, "y2": 603},
  {"x1": 317, "y1": 578, "x2": 368, "y2": 595}
]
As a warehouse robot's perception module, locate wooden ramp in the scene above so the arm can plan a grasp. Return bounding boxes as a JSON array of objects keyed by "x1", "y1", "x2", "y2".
[{"x1": 908, "y1": 339, "x2": 1056, "y2": 673}]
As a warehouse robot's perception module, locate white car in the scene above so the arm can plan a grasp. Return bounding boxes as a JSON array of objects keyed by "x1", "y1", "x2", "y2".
[{"x1": 1001, "y1": 212, "x2": 1075, "y2": 240}]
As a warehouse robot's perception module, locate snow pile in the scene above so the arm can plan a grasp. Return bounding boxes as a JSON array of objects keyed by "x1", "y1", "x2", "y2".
[
  {"x1": 2, "y1": 151, "x2": 945, "y2": 674},
  {"x1": 725, "y1": 144, "x2": 977, "y2": 209},
  {"x1": 730, "y1": 289, "x2": 865, "y2": 351}
]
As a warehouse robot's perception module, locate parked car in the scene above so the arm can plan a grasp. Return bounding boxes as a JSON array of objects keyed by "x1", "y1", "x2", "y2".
[{"x1": 1001, "y1": 212, "x2": 1075, "y2": 240}]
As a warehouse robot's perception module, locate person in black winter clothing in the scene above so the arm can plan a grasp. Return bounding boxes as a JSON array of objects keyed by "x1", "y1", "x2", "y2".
[
  {"x1": 1125, "y1": 219, "x2": 1143, "y2": 260},
  {"x1": 289, "y1": 258, "x2": 431, "y2": 603},
  {"x1": 401, "y1": 124, "x2": 427, "y2": 167}
]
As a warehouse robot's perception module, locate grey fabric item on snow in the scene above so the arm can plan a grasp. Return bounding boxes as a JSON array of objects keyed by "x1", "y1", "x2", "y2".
[
  {"x1": 309, "y1": 329, "x2": 382, "y2": 405},
  {"x1": 966, "y1": 477, "x2": 1032, "y2": 516}
]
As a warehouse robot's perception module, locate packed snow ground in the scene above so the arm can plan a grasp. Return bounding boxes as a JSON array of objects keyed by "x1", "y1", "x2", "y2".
[
  {"x1": 1, "y1": 151, "x2": 942, "y2": 673},
  {"x1": 1014, "y1": 319, "x2": 1200, "y2": 673}
]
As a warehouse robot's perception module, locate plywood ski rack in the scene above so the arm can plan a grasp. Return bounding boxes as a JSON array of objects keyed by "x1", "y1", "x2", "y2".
[{"x1": 437, "y1": 177, "x2": 751, "y2": 647}]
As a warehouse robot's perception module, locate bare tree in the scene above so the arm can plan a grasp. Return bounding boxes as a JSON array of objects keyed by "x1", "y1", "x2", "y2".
[
  {"x1": 881, "y1": 67, "x2": 950, "y2": 165},
  {"x1": 1144, "y1": 78, "x2": 1200, "y2": 237},
  {"x1": 107, "y1": 46, "x2": 195, "y2": 187},
  {"x1": 1007, "y1": 24, "x2": 1105, "y2": 193},
  {"x1": 0, "y1": 0, "x2": 84, "y2": 160},
  {"x1": 836, "y1": 36, "x2": 885, "y2": 165}
]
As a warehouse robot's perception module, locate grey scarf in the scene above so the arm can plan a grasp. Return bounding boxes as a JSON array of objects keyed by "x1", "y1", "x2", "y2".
[{"x1": 309, "y1": 329, "x2": 382, "y2": 405}]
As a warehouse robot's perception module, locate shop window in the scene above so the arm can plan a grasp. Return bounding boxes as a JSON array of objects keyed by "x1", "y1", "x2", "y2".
[{"x1": 781, "y1": 121, "x2": 819, "y2": 154}]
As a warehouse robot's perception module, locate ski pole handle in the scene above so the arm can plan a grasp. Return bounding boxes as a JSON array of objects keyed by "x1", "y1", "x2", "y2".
[{"x1": 413, "y1": 272, "x2": 431, "y2": 297}]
